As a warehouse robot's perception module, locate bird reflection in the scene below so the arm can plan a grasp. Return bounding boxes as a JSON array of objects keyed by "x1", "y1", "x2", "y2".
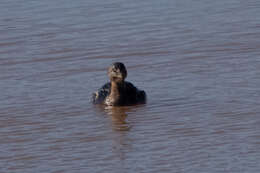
[
  {"x1": 96, "y1": 105, "x2": 133, "y2": 131},
  {"x1": 93, "y1": 104, "x2": 145, "y2": 166}
]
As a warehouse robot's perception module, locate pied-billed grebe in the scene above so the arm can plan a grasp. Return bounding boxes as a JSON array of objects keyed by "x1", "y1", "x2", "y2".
[{"x1": 92, "y1": 62, "x2": 146, "y2": 106}]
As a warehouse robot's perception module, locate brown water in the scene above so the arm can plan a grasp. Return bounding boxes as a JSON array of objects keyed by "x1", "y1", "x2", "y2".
[{"x1": 1, "y1": 0, "x2": 260, "y2": 172}]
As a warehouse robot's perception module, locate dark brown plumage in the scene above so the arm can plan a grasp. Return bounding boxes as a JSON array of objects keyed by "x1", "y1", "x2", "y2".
[{"x1": 92, "y1": 62, "x2": 146, "y2": 106}]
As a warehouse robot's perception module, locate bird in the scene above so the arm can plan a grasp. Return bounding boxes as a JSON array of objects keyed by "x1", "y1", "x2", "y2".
[{"x1": 92, "y1": 62, "x2": 146, "y2": 106}]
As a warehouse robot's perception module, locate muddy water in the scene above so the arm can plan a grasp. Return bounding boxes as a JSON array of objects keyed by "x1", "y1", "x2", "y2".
[{"x1": 1, "y1": 0, "x2": 260, "y2": 172}]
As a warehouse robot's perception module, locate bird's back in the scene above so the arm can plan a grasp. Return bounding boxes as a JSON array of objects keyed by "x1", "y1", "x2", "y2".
[{"x1": 92, "y1": 81, "x2": 146, "y2": 105}]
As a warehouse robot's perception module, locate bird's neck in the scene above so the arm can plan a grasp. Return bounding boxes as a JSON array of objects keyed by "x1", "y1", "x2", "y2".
[
  {"x1": 108, "y1": 81, "x2": 124, "y2": 105},
  {"x1": 110, "y1": 81, "x2": 122, "y2": 97}
]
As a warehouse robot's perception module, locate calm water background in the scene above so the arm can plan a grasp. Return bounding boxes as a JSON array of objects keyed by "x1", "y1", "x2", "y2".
[{"x1": 1, "y1": 0, "x2": 260, "y2": 172}]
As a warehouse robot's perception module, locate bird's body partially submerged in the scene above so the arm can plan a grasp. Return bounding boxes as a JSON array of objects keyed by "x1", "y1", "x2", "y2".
[
  {"x1": 92, "y1": 62, "x2": 146, "y2": 106},
  {"x1": 93, "y1": 81, "x2": 146, "y2": 106}
]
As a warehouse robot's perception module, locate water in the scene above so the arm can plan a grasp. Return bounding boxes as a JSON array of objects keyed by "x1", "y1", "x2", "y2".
[{"x1": 1, "y1": 0, "x2": 260, "y2": 172}]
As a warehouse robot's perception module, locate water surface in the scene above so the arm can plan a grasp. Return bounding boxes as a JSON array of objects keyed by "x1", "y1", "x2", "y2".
[{"x1": 1, "y1": 0, "x2": 260, "y2": 172}]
